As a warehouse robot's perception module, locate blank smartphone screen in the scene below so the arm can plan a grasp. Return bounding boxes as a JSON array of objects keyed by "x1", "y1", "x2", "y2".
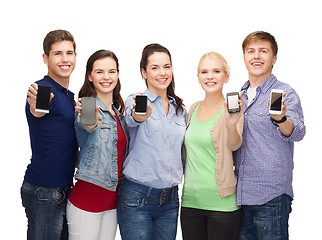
[
  {"x1": 80, "y1": 97, "x2": 96, "y2": 125},
  {"x1": 270, "y1": 92, "x2": 282, "y2": 111},
  {"x1": 35, "y1": 85, "x2": 51, "y2": 113},
  {"x1": 135, "y1": 95, "x2": 147, "y2": 113},
  {"x1": 228, "y1": 95, "x2": 239, "y2": 109}
]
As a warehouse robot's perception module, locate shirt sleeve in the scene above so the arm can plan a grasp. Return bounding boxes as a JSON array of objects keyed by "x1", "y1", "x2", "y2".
[
  {"x1": 277, "y1": 88, "x2": 306, "y2": 142},
  {"x1": 124, "y1": 94, "x2": 142, "y2": 128}
]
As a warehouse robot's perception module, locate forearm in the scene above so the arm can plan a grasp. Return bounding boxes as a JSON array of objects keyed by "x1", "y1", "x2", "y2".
[
  {"x1": 277, "y1": 118, "x2": 294, "y2": 137},
  {"x1": 226, "y1": 125, "x2": 242, "y2": 147}
]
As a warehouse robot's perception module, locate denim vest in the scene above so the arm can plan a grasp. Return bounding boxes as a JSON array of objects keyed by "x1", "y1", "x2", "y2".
[{"x1": 74, "y1": 97, "x2": 129, "y2": 191}]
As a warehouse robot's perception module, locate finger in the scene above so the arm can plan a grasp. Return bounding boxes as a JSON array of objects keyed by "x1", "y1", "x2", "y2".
[{"x1": 28, "y1": 85, "x2": 38, "y2": 97}]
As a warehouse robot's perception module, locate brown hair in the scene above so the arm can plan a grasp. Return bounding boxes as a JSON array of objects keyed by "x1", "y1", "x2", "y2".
[
  {"x1": 242, "y1": 31, "x2": 278, "y2": 56},
  {"x1": 78, "y1": 50, "x2": 125, "y2": 114},
  {"x1": 43, "y1": 29, "x2": 76, "y2": 56},
  {"x1": 140, "y1": 43, "x2": 184, "y2": 115}
]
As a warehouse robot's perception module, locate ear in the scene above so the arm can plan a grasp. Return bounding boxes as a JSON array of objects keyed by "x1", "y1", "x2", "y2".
[
  {"x1": 197, "y1": 73, "x2": 202, "y2": 84},
  {"x1": 141, "y1": 68, "x2": 147, "y2": 80},
  {"x1": 43, "y1": 53, "x2": 48, "y2": 65},
  {"x1": 224, "y1": 74, "x2": 229, "y2": 84},
  {"x1": 272, "y1": 55, "x2": 277, "y2": 66},
  {"x1": 88, "y1": 74, "x2": 93, "y2": 82}
]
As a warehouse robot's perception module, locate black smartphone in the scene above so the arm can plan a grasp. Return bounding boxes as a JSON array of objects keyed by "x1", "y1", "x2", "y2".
[
  {"x1": 80, "y1": 97, "x2": 96, "y2": 125},
  {"x1": 226, "y1": 92, "x2": 240, "y2": 114},
  {"x1": 35, "y1": 85, "x2": 51, "y2": 113},
  {"x1": 135, "y1": 94, "x2": 147, "y2": 115}
]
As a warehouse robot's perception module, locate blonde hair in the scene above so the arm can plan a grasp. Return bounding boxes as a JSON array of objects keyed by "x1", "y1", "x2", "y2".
[{"x1": 197, "y1": 52, "x2": 230, "y2": 76}]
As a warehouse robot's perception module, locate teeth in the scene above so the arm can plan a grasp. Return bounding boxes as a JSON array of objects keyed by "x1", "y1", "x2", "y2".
[
  {"x1": 206, "y1": 82, "x2": 216, "y2": 85},
  {"x1": 101, "y1": 83, "x2": 111, "y2": 86},
  {"x1": 60, "y1": 65, "x2": 70, "y2": 70},
  {"x1": 156, "y1": 79, "x2": 166, "y2": 82},
  {"x1": 253, "y1": 63, "x2": 262, "y2": 66}
]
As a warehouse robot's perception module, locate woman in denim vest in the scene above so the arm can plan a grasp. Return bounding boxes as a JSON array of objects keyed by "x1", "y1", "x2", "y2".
[
  {"x1": 117, "y1": 44, "x2": 187, "y2": 240},
  {"x1": 66, "y1": 50, "x2": 129, "y2": 240}
]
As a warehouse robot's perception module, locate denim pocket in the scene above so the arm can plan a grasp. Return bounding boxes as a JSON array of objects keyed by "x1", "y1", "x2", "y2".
[
  {"x1": 171, "y1": 191, "x2": 179, "y2": 207},
  {"x1": 51, "y1": 190, "x2": 66, "y2": 205},
  {"x1": 121, "y1": 193, "x2": 145, "y2": 209}
]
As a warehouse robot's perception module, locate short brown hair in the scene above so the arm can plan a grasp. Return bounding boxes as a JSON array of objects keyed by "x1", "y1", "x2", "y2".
[
  {"x1": 43, "y1": 30, "x2": 76, "y2": 56},
  {"x1": 242, "y1": 31, "x2": 278, "y2": 56}
]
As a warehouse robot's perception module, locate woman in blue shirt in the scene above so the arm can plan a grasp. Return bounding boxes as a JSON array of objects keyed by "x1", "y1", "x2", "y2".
[{"x1": 117, "y1": 43, "x2": 187, "y2": 240}]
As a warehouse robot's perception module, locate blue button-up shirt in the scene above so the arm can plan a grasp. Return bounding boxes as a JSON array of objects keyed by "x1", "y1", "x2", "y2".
[
  {"x1": 234, "y1": 75, "x2": 306, "y2": 205},
  {"x1": 122, "y1": 89, "x2": 187, "y2": 189}
]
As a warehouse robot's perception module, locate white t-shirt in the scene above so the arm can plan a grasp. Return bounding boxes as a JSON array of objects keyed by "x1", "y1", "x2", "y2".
[{"x1": 247, "y1": 87, "x2": 257, "y2": 107}]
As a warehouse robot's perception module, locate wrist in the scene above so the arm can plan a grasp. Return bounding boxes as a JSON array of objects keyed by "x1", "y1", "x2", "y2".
[{"x1": 270, "y1": 116, "x2": 287, "y2": 126}]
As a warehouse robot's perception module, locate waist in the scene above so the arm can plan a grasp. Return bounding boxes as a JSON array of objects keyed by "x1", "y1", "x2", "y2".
[{"x1": 120, "y1": 178, "x2": 178, "y2": 199}]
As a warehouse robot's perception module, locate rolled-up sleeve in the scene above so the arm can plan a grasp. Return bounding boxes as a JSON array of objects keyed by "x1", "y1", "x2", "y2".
[{"x1": 277, "y1": 89, "x2": 306, "y2": 142}]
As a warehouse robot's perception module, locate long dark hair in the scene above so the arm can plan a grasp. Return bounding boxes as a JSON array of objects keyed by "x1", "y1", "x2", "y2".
[
  {"x1": 78, "y1": 50, "x2": 125, "y2": 114},
  {"x1": 140, "y1": 43, "x2": 184, "y2": 114}
]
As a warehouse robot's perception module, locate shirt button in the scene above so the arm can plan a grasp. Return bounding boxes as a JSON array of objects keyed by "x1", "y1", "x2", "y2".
[
  {"x1": 239, "y1": 177, "x2": 242, "y2": 181},
  {"x1": 245, "y1": 112, "x2": 248, "y2": 115}
]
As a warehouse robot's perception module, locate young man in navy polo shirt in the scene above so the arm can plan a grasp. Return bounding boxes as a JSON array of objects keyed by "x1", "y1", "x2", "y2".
[{"x1": 21, "y1": 29, "x2": 78, "y2": 240}]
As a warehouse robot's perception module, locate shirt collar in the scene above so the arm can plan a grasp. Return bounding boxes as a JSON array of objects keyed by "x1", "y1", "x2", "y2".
[
  {"x1": 44, "y1": 75, "x2": 74, "y2": 95},
  {"x1": 144, "y1": 89, "x2": 176, "y2": 105},
  {"x1": 96, "y1": 96, "x2": 121, "y2": 117},
  {"x1": 241, "y1": 74, "x2": 277, "y2": 94}
]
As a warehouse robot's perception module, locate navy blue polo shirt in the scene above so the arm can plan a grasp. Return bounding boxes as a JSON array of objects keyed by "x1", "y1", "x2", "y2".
[{"x1": 24, "y1": 76, "x2": 78, "y2": 187}]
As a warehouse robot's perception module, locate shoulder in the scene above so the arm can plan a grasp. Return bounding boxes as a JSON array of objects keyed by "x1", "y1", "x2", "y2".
[{"x1": 187, "y1": 101, "x2": 201, "y2": 119}]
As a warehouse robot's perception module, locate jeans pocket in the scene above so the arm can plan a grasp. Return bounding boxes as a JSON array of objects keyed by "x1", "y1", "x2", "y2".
[
  {"x1": 171, "y1": 192, "x2": 179, "y2": 208},
  {"x1": 121, "y1": 193, "x2": 145, "y2": 209},
  {"x1": 52, "y1": 190, "x2": 66, "y2": 205}
]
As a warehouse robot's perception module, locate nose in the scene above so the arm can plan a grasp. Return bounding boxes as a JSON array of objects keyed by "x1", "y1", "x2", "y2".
[
  {"x1": 104, "y1": 72, "x2": 109, "y2": 79},
  {"x1": 254, "y1": 50, "x2": 260, "y2": 59},
  {"x1": 207, "y1": 72, "x2": 214, "y2": 79},
  {"x1": 61, "y1": 53, "x2": 68, "y2": 62},
  {"x1": 159, "y1": 67, "x2": 166, "y2": 76}
]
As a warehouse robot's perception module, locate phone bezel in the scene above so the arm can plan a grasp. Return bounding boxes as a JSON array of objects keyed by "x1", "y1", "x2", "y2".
[
  {"x1": 134, "y1": 94, "x2": 148, "y2": 115},
  {"x1": 226, "y1": 92, "x2": 240, "y2": 114},
  {"x1": 269, "y1": 89, "x2": 283, "y2": 115},
  {"x1": 35, "y1": 85, "x2": 51, "y2": 113}
]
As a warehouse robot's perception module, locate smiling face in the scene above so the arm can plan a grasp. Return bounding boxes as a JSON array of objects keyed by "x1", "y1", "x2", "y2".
[
  {"x1": 244, "y1": 40, "x2": 277, "y2": 84},
  {"x1": 43, "y1": 40, "x2": 76, "y2": 86},
  {"x1": 198, "y1": 56, "x2": 229, "y2": 94},
  {"x1": 88, "y1": 57, "x2": 119, "y2": 99},
  {"x1": 141, "y1": 52, "x2": 173, "y2": 96}
]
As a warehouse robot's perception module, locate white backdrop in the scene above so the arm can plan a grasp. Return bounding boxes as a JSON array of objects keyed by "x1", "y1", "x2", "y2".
[{"x1": 1, "y1": 0, "x2": 320, "y2": 239}]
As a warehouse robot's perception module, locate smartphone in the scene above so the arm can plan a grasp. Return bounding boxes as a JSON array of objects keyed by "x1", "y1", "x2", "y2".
[
  {"x1": 80, "y1": 97, "x2": 96, "y2": 125},
  {"x1": 226, "y1": 92, "x2": 240, "y2": 114},
  {"x1": 135, "y1": 94, "x2": 147, "y2": 115},
  {"x1": 269, "y1": 89, "x2": 283, "y2": 115},
  {"x1": 35, "y1": 85, "x2": 51, "y2": 113}
]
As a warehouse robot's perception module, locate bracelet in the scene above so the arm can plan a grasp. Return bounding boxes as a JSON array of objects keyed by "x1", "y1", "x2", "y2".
[{"x1": 270, "y1": 116, "x2": 287, "y2": 126}]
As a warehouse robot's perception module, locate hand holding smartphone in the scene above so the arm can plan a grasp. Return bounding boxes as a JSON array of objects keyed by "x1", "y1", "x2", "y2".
[
  {"x1": 135, "y1": 94, "x2": 148, "y2": 115},
  {"x1": 226, "y1": 92, "x2": 241, "y2": 114},
  {"x1": 269, "y1": 89, "x2": 283, "y2": 115},
  {"x1": 80, "y1": 97, "x2": 96, "y2": 125}
]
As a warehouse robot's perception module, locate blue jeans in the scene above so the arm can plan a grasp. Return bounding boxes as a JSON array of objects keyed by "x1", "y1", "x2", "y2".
[
  {"x1": 20, "y1": 181, "x2": 71, "y2": 240},
  {"x1": 239, "y1": 194, "x2": 292, "y2": 240},
  {"x1": 117, "y1": 178, "x2": 179, "y2": 240}
]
